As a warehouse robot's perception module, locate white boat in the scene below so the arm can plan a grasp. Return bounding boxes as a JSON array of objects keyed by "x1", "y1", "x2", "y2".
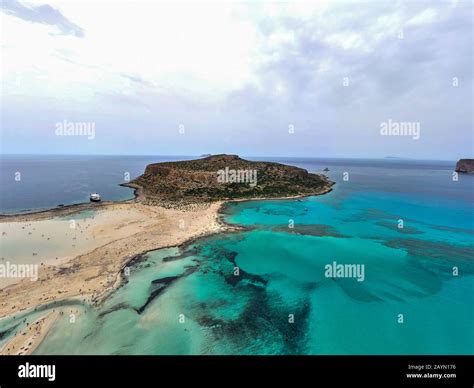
[{"x1": 90, "y1": 193, "x2": 101, "y2": 202}]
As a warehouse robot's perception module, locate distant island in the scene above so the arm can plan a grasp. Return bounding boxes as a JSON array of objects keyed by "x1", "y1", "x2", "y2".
[
  {"x1": 455, "y1": 159, "x2": 474, "y2": 173},
  {"x1": 124, "y1": 154, "x2": 334, "y2": 206}
]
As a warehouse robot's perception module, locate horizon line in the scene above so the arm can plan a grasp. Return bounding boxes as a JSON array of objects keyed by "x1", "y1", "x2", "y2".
[{"x1": 0, "y1": 153, "x2": 460, "y2": 162}]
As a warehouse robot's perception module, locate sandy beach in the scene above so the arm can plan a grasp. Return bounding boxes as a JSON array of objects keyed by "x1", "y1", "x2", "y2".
[
  {"x1": 0, "y1": 310, "x2": 60, "y2": 355},
  {"x1": 0, "y1": 200, "x2": 227, "y2": 352}
]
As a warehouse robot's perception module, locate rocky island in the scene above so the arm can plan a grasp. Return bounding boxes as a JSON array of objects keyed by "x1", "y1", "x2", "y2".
[
  {"x1": 455, "y1": 159, "x2": 474, "y2": 173},
  {"x1": 124, "y1": 154, "x2": 334, "y2": 206}
]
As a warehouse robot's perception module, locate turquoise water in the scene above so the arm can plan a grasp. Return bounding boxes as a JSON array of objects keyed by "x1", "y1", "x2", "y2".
[{"x1": 1, "y1": 159, "x2": 472, "y2": 354}]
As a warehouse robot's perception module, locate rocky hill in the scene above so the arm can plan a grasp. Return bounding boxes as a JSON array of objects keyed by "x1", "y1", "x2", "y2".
[
  {"x1": 455, "y1": 159, "x2": 474, "y2": 173},
  {"x1": 124, "y1": 154, "x2": 334, "y2": 206}
]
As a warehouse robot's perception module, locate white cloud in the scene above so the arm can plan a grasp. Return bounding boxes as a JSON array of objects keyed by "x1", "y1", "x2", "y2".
[
  {"x1": 1, "y1": 1, "x2": 261, "y2": 100},
  {"x1": 407, "y1": 8, "x2": 438, "y2": 26},
  {"x1": 1, "y1": 0, "x2": 472, "y2": 159}
]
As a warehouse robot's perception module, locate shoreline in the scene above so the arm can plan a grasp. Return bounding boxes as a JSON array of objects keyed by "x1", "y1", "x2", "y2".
[
  {"x1": 0, "y1": 185, "x2": 139, "y2": 221},
  {"x1": 0, "y1": 200, "x2": 227, "y2": 354},
  {"x1": 0, "y1": 181, "x2": 333, "y2": 354},
  {"x1": 0, "y1": 310, "x2": 60, "y2": 355},
  {"x1": 0, "y1": 200, "x2": 226, "y2": 316},
  {"x1": 1, "y1": 165, "x2": 333, "y2": 219}
]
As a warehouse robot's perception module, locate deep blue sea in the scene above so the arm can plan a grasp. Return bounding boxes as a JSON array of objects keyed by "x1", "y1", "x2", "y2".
[
  {"x1": 0, "y1": 155, "x2": 473, "y2": 354},
  {"x1": 0, "y1": 155, "x2": 196, "y2": 213}
]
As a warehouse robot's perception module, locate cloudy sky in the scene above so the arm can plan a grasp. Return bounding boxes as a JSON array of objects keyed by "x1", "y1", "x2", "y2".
[{"x1": 0, "y1": 0, "x2": 472, "y2": 159}]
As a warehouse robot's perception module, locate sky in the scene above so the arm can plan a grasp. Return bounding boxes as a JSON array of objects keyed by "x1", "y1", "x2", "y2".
[{"x1": 0, "y1": 0, "x2": 472, "y2": 159}]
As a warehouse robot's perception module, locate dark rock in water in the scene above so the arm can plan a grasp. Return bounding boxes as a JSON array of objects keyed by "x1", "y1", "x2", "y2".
[
  {"x1": 151, "y1": 276, "x2": 180, "y2": 285},
  {"x1": 134, "y1": 267, "x2": 198, "y2": 315},
  {"x1": 162, "y1": 247, "x2": 199, "y2": 262},
  {"x1": 98, "y1": 302, "x2": 132, "y2": 318},
  {"x1": 376, "y1": 221, "x2": 424, "y2": 235},
  {"x1": 455, "y1": 159, "x2": 474, "y2": 173},
  {"x1": 0, "y1": 323, "x2": 19, "y2": 340},
  {"x1": 323, "y1": 167, "x2": 329, "y2": 172},
  {"x1": 135, "y1": 276, "x2": 179, "y2": 314},
  {"x1": 272, "y1": 224, "x2": 349, "y2": 238},
  {"x1": 221, "y1": 250, "x2": 267, "y2": 287}
]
